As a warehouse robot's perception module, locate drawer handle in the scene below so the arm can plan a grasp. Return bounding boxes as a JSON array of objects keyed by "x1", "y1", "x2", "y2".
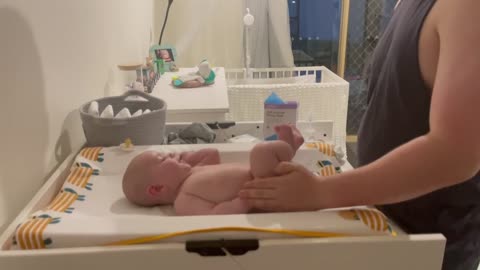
[{"x1": 186, "y1": 239, "x2": 259, "y2": 257}]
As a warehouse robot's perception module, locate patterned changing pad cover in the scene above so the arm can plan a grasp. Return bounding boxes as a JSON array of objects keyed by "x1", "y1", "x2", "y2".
[{"x1": 10, "y1": 142, "x2": 399, "y2": 250}]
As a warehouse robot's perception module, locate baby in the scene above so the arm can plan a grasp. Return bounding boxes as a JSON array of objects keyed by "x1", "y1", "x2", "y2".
[{"x1": 122, "y1": 124, "x2": 304, "y2": 215}]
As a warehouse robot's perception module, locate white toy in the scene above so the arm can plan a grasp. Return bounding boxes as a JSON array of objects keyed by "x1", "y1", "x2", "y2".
[{"x1": 171, "y1": 60, "x2": 216, "y2": 88}]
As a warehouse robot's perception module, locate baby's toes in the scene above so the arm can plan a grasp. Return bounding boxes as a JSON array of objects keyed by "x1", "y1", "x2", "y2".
[
  {"x1": 275, "y1": 125, "x2": 294, "y2": 142},
  {"x1": 294, "y1": 134, "x2": 305, "y2": 150}
]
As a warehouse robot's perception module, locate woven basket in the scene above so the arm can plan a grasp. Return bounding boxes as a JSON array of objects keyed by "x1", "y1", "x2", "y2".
[{"x1": 79, "y1": 90, "x2": 167, "y2": 147}]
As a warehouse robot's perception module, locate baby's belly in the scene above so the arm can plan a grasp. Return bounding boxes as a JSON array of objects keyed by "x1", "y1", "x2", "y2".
[{"x1": 187, "y1": 165, "x2": 252, "y2": 202}]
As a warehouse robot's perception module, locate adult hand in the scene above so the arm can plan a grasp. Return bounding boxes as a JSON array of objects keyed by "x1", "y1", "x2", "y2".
[{"x1": 239, "y1": 162, "x2": 326, "y2": 212}]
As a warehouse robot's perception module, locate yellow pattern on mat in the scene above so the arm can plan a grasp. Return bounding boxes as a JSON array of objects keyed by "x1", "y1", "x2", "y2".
[
  {"x1": 67, "y1": 167, "x2": 94, "y2": 188},
  {"x1": 46, "y1": 190, "x2": 78, "y2": 212},
  {"x1": 80, "y1": 147, "x2": 103, "y2": 161},
  {"x1": 339, "y1": 209, "x2": 397, "y2": 236},
  {"x1": 305, "y1": 142, "x2": 336, "y2": 157},
  {"x1": 105, "y1": 227, "x2": 355, "y2": 246},
  {"x1": 16, "y1": 217, "x2": 51, "y2": 250},
  {"x1": 320, "y1": 165, "x2": 337, "y2": 176}
]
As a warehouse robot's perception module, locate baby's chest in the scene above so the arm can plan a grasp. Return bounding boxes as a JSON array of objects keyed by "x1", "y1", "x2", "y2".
[{"x1": 184, "y1": 167, "x2": 251, "y2": 199}]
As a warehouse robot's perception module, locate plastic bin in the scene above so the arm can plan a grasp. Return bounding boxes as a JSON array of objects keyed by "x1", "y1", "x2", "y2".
[{"x1": 79, "y1": 90, "x2": 167, "y2": 147}]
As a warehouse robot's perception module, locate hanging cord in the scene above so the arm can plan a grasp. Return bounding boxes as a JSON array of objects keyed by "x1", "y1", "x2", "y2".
[
  {"x1": 222, "y1": 247, "x2": 247, "y2": 270},
  {"x1": 158, "y1": 0, "x2": 174, "y2": 45}
]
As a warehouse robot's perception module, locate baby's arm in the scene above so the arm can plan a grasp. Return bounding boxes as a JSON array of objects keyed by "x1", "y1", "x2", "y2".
[
  {"x1": 174, "y1": 193, "x2": 249, "y2": 215},
  {"x1": 180, "y1": 149, "x2": 220, "y2": 166},
  {"x1": 250, "y1": 141, "x2": 294, "y2": 178}
]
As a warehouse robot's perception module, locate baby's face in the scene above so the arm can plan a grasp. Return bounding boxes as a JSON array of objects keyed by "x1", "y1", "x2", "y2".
[
  {"x1": 147, "y1": 152, "x2": 192, "y2": 203},
  {"x1": 123, "y1": 151, "x2": 192, "y2": 206}
]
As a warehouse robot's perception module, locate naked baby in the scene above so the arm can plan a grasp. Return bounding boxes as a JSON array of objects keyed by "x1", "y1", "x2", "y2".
[{"x1": 122, "y1": 124, "x2": 304, "y2": 215}]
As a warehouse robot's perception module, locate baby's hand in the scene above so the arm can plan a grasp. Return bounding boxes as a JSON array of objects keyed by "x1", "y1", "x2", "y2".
[
  {"x1": 167, "y1": 152, "x2": 182, "y2": 162},
  {"x1": 181, "y1": 149, "x2": 220, "y2": 166}
]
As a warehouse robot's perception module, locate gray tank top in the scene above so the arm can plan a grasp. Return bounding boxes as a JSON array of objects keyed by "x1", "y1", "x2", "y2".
[{"x1": 357, "y1": 0, "x2": 480, "y2": 231}]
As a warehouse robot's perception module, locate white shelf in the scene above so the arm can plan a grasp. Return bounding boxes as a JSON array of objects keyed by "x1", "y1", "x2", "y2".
[{"x1": 151, "y1": 67, "x2": 229, "y2": 122}]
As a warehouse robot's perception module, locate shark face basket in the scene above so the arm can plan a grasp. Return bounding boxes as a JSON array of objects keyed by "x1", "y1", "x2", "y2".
[{"x1": 79, "y1": 90, "x2": 167, "y2": 147}]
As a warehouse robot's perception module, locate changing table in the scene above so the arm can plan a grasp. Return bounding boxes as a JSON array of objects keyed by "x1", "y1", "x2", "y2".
[{"x1": 0, "y1": 121, "x2": 446, "y2": 270}]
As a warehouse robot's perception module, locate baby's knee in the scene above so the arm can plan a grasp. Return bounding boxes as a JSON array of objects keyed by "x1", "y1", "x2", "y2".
[
  {"x1": 273, "y1": 141, "x2": 295, "y2": 161},
  {"x1": 250, "y1": 141, "x2": 293, "y2": 178},
  {"x1": 252, "y1": 141, "x2": 293, "y2": 161},
  {"x1": 251, "y1": 142, "x2": 275, "y2": 161}
]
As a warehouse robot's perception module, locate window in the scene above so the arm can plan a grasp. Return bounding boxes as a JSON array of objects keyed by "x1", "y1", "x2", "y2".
[
  {"x1": 288, "y1": 0, "x2": 397, "y2": 135},
  {"x1": 288, "y1": 0, "x2": 342, "y2": 71}
]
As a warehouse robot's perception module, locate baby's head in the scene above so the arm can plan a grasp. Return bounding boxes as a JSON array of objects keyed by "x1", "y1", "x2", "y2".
[{"x1": 122, "y1": 151, "x2": 192, "y2": 206}]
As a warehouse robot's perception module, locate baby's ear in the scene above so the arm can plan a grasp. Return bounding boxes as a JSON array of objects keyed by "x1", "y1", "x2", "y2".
[{"x1": 147, "y1": 185, "x2": 164, "y2": 197}]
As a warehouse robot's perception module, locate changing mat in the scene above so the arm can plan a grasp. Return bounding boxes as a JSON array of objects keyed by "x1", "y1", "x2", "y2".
[{"x1": 10, "y1": 142, "x2": 399, "y2": 250}]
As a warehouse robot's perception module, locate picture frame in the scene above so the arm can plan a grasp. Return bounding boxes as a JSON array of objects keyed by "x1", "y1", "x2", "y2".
[
  {"x1": 136, "y1": 66, "x2": 159, "y2": 93},
  {"x1": 149, "y1": 44, "x2": 178, "y2": 73}
]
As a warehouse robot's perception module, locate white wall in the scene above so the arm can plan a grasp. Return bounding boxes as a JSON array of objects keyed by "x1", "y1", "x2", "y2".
[
  {"x1": 0, "y1": 0, "x2": 154, "y2": 233},
  {"x1": 152, "y1": 0, "x2": 293, "y2": 69},
  {"x1": 153, "y1": 0, "x2": 245, "y2": 68}
]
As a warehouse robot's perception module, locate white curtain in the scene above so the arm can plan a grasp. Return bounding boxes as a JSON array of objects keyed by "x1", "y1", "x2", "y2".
[
  {"x1": 153, "y1": 0, "x2": 294, "y2": 69},
  {"x1": 246, "y1": 0, "x2": 294, "y2": 68}
]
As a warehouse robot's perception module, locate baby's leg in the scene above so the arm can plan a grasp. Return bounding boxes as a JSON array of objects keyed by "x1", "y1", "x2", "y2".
[{"x1": 250, "y1": 141, "x2": 294, "y2": 178}]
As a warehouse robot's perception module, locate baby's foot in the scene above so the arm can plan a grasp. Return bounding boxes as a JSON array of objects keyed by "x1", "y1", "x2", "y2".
[{"x1": 275, "y1": 124, "x2": 305, "y2": 152}]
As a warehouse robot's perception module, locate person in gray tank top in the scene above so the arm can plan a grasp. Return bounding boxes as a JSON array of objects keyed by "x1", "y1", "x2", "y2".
[
  {"x1": 239, "y1": 1, "x2": 480, "y2": 269},
  {"x1": 357, "y1": 0, "x2": 480, "y2": 269}
]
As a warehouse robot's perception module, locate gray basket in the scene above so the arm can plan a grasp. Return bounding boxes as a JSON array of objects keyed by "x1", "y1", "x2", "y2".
[{"x1": 80, "y1": 90, "x2": 167, "y2": 147}]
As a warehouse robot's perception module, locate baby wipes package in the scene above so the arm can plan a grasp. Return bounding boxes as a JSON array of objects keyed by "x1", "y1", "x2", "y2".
[{"x1": 263, "y1": 92, "x2": 298, "y2": 141}]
